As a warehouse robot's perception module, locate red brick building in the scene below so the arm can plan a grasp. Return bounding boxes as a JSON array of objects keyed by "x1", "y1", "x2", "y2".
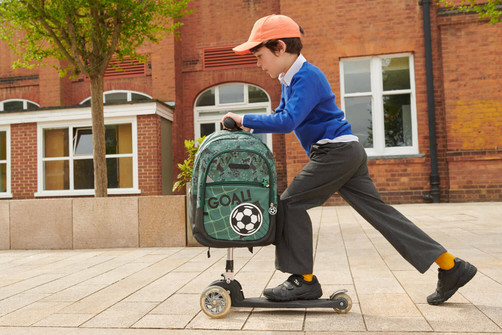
[{"x1": 0, "y1": 0, "x2": 500, "y2": 203}]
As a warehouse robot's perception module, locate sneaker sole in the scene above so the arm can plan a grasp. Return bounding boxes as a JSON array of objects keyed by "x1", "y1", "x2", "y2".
[{"x1": 429, "y1": 263, "x2": 477, "y2": 305}]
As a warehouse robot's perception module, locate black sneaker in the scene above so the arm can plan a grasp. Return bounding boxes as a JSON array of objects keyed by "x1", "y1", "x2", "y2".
[
  {"x1": 263, "y1": 274, "x2": 323, "y2": 302},
  {"x1": 427, "y1": 258, "x2": 477, "y2": 305}
]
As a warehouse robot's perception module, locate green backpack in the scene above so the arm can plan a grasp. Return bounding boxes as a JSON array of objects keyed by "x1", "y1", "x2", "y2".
[{"x1": 189, "y1": 130, "x2": 277, "y2": 248}]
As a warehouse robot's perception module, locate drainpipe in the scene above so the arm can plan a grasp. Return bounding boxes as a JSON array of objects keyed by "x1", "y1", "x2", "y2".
[{"x1": 421, "y1": 0, "x2": 441, "y2": 203}]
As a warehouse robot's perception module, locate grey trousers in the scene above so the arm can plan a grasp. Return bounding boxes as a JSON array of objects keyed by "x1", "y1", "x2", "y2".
[{"x1": 274, "y1": 141, "x2": 446, "y2": 274}]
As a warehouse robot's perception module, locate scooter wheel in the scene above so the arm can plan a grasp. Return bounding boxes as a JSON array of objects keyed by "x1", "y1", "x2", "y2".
[
  {"x1": 331, "y1": 292, "x2": 352, "y2": 314},
  {"x1": 200, "y1": 285, "x2": 231, "y2": 318}
]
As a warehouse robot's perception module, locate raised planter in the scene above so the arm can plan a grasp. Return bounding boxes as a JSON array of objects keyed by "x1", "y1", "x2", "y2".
[{"x1": 0, "y1": 195, "x2": 186, "y2": 250}]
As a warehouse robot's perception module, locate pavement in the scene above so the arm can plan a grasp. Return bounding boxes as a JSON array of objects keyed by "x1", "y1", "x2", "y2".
[{"x1": 0, "y1": 202, "x2": 501, "y2": 335}]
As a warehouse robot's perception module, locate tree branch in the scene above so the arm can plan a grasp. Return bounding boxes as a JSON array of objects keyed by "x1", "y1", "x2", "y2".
[
  {"x1": 65, "y1": 12, "x2": 89, "y2": 75},
  {"x1": 100, "y1": 5, "x2": 122, "y2": 74},
  {"x1": 22, "y1": 0, "x2": 88, "y2": 76}
]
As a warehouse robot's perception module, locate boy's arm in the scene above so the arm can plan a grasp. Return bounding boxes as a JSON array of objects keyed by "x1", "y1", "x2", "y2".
[
  {"x1": 222, "y1": 86, "x2": 288, "y2": 133},
  {"x1": 243, "y1": 75, "x2": 320, "y2": 134}
]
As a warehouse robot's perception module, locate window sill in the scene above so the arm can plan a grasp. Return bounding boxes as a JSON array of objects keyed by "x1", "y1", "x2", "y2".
[
  {"x1": 0, "y1": 193, "x2": 13, "y2": 199},
  {"x1": 368, "y1": 154, "x2": 425, "y2": 160},
  {"x1": 34, "y1": 188, "x2": 142, "y2": 197},
  {"x1": 367, "y1": 154, "x2": 426, "y2": 165}
]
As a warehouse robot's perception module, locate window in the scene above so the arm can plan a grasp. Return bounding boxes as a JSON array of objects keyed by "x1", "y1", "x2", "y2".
[
  {"x1": 340, "y1": 54, "x2": 418, "y2": 156},
  {"x1": 0, "y1": 127, "x2": 11, "y2": 197},
  {"x1": 38, "y1": 120, "x2": 137, "y2": 196},
  {"x1": 194, "y1": 83, "x2": 272, "y2": 149},
  {"x1": 0, "y1": 99, "x2": 40, "y2": 112},
  {"x1": 79, "y1": 90, "x2": 152, "y2": 106}
]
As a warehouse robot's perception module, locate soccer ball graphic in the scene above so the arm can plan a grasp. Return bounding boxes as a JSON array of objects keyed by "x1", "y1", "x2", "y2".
[{"x1": 230, "y1": 203, "x2": 263, "y2": 236}]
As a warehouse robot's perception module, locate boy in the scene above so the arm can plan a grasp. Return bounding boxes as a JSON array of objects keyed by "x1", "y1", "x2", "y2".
[{"x1": 222, "y1": 14, "x2": 476, "y2": 305}]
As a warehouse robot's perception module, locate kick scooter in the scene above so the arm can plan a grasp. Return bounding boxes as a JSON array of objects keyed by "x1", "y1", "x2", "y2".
[{"x1": 200, "y1": 248, "x2": 352, "y2": 318}]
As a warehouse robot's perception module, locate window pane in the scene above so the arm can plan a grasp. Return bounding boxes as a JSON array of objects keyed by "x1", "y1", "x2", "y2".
[
  {"x1": 26, "y1": 102, "x2": 39, "y2": 111},
  {"x1": 3, "y1": 101, "x2": 23, "y2": 112},
  {"x1": 105, "y1": 92, "x2": 128, "y2": 104},
  {"x1": 0, "y1": 132, "x2": 5, "y2": 161},
  {"x1": 105, "y1": 124, "x2": 132, "y2": 154},
  {"x1": 44, "y1": 160, "x2": 69, "y2": 190},
  {"x1": 44, "y1": 129, "x2": 69, "y2": 158},
  {"x1": 196, "y1": 88, "x2": 215, "y2": 106},
  {"x1": 343, "y1": 60, "x2": 371, "y2": 93},
  {"x1": 107, "y1": 157, "x2": 132, "y2": 188},
  {"x1": 382, "y1": 57, "x2": 410, "y2": 91},
  {"x1": 344, "y1": 96, "x2": 373, "y2": 148},
  {"x1": 384, "y1": 94, "x2": 412, "y2": 147},
  {"x1": 248, "y1": 85, "x2": 269, "y2": 103},
  {"x1": 81, "y1": 99, "x2": 91, "y2": 107},
  {"x1": 74, "y1": 128, "x2": 93, "y2": 155},
  {"x1": 0, "y1": 163, "x2": 6, "y2": 192},
  {"x1": 131, "y1": 93, "x2": 150, "y2": 102},
  {"x1": 74, "y1": 159, "x2": 94, "y2": 189},
  {"x1": 219, "y1": 84, "x2": 244, "y2": 104},
  {"x1": 200, "y1": 123, "x2": 215, "y2": 137}
]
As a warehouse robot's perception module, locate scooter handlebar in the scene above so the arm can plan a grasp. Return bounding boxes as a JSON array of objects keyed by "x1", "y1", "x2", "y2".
[{"x1": 223, "y1": 117, "x2": 237, "y2": 130}]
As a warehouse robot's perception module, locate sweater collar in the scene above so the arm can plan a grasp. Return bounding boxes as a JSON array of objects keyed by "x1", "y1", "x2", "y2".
[{"x1": 278, "y1": 54, "x2": 306, "y2": 86}]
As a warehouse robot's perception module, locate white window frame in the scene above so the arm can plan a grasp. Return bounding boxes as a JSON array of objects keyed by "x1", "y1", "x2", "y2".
[
  {"x1": 36, "y1": 117, "x2": 139, "y2": 197},
  {"x1": 0, "y1": 99, "x2": 40, "y2": 112},
  {"x1": 79, "y1": 90, "x2": 152, "y2": 105},
  {"x1": 0, "y1": 126, "x2": 12, "y2": 198},
  {"x1": 340, "y1": 53, "x2": 419, "y2": 157},
  {"x1": 194, "y1": 83, "x2": 273, "y2": 150}
]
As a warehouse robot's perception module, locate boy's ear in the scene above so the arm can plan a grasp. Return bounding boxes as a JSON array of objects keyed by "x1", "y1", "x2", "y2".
[{"x1": 277, "y1": 40, "x2": 287, "y2": 55}]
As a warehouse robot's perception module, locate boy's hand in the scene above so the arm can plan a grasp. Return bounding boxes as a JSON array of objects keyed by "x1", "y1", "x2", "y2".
[{"x1": 222, "y1": 113, "x2": 252, "y2": 132}]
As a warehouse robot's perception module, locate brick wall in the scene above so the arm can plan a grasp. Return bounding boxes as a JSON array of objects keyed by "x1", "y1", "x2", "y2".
[
  {"x1": 151, "y1": 35, "x2": 176, "y2": 102},
  {"x1": 0, "y1": 41, "x2": 40, "y2": 104},
  {"x1": 137, "y1": 114, "x2": 163, "y2": 196},
  {"x1": 439, "y1": 12, "x2": 502, "y2": 201},
  {"x1": 10, "y1": 123, "x2": 38, "y2": 199}
]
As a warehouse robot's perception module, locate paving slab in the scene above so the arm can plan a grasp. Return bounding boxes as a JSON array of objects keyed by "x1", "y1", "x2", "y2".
[{"x1": 0, "y1": 202, "x2": 501, "y2": 334}]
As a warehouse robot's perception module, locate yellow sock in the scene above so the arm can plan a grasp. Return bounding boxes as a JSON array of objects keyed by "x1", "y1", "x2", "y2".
[
  {"x1": 435, "y1": 252, "x2": 456, "y2": 270},
  {"x1": 302, "y1": 274, "x2": 314, "y2": 282}
]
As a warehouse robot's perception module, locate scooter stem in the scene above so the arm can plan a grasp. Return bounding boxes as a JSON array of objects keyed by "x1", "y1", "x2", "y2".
[{"x1": 224, "y1": 248, "x2": 234, "y2": 282}]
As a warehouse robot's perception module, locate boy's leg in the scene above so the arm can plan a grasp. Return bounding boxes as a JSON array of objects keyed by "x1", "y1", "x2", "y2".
[
  {"x1": 274, "y1": 142, "x2": 365, "y2": 275},
  {"x1": 265, "y1": 142, "x2": 365, "y2": 301},
  {"x1": 337, "y1": 147, "x2": 477, "y2": 304},
  {"x1": 337, "y1": 158, "x2": 446, "y2": 273}
]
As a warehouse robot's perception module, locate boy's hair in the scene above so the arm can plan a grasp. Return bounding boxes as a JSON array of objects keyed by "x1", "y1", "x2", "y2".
[
  {"x1": 251, "y1": 37, "x2": 303, "y2": 55},
  {"x1": 250, "y1": 26, "x2": 304, "y2": 55}
]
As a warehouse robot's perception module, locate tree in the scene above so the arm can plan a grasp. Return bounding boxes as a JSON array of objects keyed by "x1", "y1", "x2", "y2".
[
  {"x1": 438, "y1": 0, "x2": 501, "y2": 23},
  {"x1": 0, "y1": 0, "x2": 192, "y2": 197}
]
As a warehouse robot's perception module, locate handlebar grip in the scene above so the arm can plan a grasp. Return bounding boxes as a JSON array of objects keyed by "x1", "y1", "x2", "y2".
[{"x1": 223, "y1": 117, "x2": 237, "y2": 129}]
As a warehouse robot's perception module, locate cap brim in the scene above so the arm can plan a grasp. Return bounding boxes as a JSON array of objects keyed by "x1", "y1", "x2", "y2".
[{"x1": 232, "y1": 41, "x2": 263, "y2": 55}]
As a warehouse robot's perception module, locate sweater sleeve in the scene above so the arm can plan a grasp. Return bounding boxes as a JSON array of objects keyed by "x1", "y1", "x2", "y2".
[{"x1": 242, "y1": 73, "x2": 320, "y2": 134}]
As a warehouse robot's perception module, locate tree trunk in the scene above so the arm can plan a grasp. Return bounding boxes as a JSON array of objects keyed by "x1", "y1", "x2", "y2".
[{"x1": 89, "y1": 75, "x2": 108, "y2": 197}]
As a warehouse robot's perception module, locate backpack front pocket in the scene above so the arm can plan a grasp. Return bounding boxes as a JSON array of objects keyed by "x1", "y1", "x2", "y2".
[{"x1": 203, "y1": 184, "x2": 271, "y2": 242}]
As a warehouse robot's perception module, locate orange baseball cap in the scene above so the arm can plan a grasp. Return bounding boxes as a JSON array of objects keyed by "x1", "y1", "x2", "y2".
[{"x1": 233, "y1": 14, "x2": 302, "y2": 55}]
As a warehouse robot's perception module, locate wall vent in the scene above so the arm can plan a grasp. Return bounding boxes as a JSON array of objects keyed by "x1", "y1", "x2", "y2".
[
  {"x1": 104, "y1": 56, "x2": 147, "y2": 78},
  {"x1": 203, "y1": 46, "x2": 255, "y2": 70}
]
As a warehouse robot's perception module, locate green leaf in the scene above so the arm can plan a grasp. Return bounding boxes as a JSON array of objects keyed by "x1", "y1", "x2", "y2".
[{"x1": 172, "y1": 136, "x2": 206, "y2": 192}]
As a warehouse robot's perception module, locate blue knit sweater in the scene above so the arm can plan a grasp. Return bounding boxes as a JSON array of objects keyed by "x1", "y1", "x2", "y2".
[{"x1": 242, "y1": 61, "x2": 354, "y2": 156}]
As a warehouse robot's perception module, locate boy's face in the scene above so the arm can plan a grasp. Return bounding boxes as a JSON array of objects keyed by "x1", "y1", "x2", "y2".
[{"x1": 253, "y1": 46, "x2": 287, "y2": 79}]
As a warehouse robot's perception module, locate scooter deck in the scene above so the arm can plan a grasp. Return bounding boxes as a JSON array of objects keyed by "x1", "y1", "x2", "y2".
[{"x1": 233, "y1": 297, "x2": 340, "y2": 308}]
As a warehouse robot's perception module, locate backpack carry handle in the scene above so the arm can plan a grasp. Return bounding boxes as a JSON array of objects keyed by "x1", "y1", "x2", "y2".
[{"x1": 223, "y1": 117, "x2": 241, "y2": 131}]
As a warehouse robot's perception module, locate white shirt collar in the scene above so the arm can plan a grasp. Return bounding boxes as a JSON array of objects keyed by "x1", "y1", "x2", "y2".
[{"x1": 278, "y1": 54, "x2": 306, "y2": 86}]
